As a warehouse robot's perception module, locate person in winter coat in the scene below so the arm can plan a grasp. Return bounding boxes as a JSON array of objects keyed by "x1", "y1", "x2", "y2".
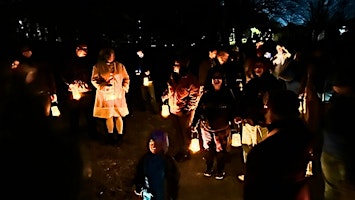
[
  {"x1": 91, "y1": 47, "x2": 130, "y2": 144},
  {"x1": 60, "y1": 43, "x2": 97, "y2": 139},
  {"x1": 243, "y1": 89, "x2": 313, "y2": 200},
  {"x1": 161, "y1": 57, "x2": 200, "y2": 162},
  {"x1": 191, "y1": 67, "x2": 241, "y2": 180},
  {"x1": 133, "y1": 130, "x2": 180, "y2": 200}
]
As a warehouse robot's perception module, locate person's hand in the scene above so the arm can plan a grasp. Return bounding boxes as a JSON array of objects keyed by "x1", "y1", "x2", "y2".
[
  {"x1": 234, "y1": 117, "x2": 242, "y2": 124},
  {"x1": 99, "y1": 82, "x2": 108, "y2": 89},
  {"x1": 51, "y1": 94, "x2": 58, "y2": 103},
  {"x1": 161, "y1": 96, "x2": 168, "y2": 103},
  {"x1": 11, "y1": 60, "x2": 19, "y2": 69},
  {"x1": 190, "y1": 125, "x2": 198, "y2": 134},
  {"x1": 133, "y1": 189, "x2": 142, "y2": 198},
  {"x1": 123, "y1": 85, "x2": 129, "y2": 93}
]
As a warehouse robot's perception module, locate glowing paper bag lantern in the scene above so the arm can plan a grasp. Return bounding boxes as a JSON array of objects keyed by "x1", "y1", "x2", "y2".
[
  {"x1": 161, "y1": 104, "x2": 170, "y2": 118},
  {"x1": 143, "y1": 77, "x2": 149, "y2": 86},
  {"x1": 231, "y1": 133, "x2": 242, "y2": 147},
  {"x1": 51, "y1": 105, "x2": 61, "y2": 117},
  {"x1": 189, "y1": 138, "x2": 200, "y2": 153},
  {"x1": 72, "y1": 89, "x2": 81, "y2": 100}
]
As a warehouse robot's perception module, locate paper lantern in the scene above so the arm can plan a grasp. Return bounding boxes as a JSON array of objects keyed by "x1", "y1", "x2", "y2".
[
  {"x1": 161, "y1": 104, "x2": 170, "y2": 118},
  {"x1": 51, "y1": 105, "x2": 61, "y2": 117},
  {"x1": 189, "y1": 138, "x2": 200, "y2": 153},
  {"x1": 72, "y1": 89, "x2": 81, "y2": 100},
  {"x1": 143, "y1": 77, "x2": 149, "y2": 86},
  {"x1": 231, "y1": 133, "x2": 242, "y2": 147}
]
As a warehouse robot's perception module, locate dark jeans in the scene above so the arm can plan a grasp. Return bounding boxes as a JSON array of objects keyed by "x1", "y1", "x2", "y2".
[
  {"x1": 170, "y1": 111, "x2": 194, "y2": 155},
  {"x1": 201, "y1": 127, "x2": 231, "y2": 172},
  {"x1": 65, "y1": 93, "x2": 97, "y2": 138}
]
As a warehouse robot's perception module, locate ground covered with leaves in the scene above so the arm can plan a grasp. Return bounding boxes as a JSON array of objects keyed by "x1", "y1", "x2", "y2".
[{"x1": 77, "y1": 112, "x2": 172, "y2": 200}]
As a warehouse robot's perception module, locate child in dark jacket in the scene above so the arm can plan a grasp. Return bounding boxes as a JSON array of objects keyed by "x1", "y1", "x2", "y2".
[{"x1": 133, "y1": 130, "x2": 180, "y2": 200}]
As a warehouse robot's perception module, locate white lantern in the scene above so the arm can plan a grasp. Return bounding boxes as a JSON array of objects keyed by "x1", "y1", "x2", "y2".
[
  {"x1": 189, "y1": 138, "x2": 200, "y2": 153},
  {"x1": 161, "y1": 104, "x2": 170, "y2": 118},
  {"x1": 143, "y1": 77, "x2": 149, "y2": 86},
  {"x1": 51, "y1": 105, "x2": 61, "y2": 117},
  {"x1": 231, "y1": 133, "x2": 242, "y2": 147},
  {"x1": 72, "y1": 89, "x2": 81, "y2": 100},
  {"x1": 189, "y1": 129, "x2": 200, "y2": 153}
]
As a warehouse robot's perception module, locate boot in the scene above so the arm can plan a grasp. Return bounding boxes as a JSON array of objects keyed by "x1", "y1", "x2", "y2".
[
  {"x1": 113, "y1": 133, "x2": 124, "y2": 146},
  {"x1": 105, "y1": 133, "x2": 114, "y2": 145}
]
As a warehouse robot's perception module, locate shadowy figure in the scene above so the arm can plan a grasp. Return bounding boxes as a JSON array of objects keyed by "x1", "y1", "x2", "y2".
[
  {"x1": 321, "y1": 66, "x2": 355, "y2": 200},
  {"x1": 243, "y1": 89, "x2": 313, "y2": 200},
  {"x1": 60, "y1": 43, "x2": 97, "y2": 139},
  {"x1": 0, "y1": 61, "x2": 83, "y2": 200},
  {"x1": 11, "y1": 45, "x2": 57, "y2": 117},
  {"x1": 135, "y1": 48, "x2": 159, "y2": 114}
]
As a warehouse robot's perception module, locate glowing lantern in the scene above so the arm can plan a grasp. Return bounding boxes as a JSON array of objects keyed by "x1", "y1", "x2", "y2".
[
  {"x1": 161, "y1": 104, "x2": 170, "y2": 118},
  {"x1": 189, "y1": 129, "x2": 200, "y2": 153},
  {"x1": 68, "y1": 81, "x2": 90, "y2": 100},
  {"x1": 143, "y1": 77, "x2": 149, "y2": 86},
  {"x1": 231, "y1": 133, "x2": 242, "y2": 147},
  {"x1": 72, "y1": 88, "x2": 81, "y2": 100},
  {"x1": 51, "y1": 105, "x2": 61, "y2": 117},
  {"x1": 189, "y1": 138, "x2": 200, "y2": 153}
]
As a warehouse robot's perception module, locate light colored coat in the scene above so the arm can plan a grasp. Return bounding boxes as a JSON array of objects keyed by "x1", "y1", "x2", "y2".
[{"x1": 91, "y1": 61, "x2": 130, "y2": 118}]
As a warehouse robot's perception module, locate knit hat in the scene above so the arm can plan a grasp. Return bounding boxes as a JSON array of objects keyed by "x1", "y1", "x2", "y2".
[{"x1": 149, "y1": 130, "x2": 169, "y2": 153}]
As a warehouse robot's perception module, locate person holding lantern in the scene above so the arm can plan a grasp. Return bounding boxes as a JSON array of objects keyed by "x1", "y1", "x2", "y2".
[
  {"x1": 243, "y1": 89, "x2": 313, "y2": 199},
  {"x1": 11, "y1": 44, "x2": 57, "y2": 117},
  {"x1": 190, "y1": 67, "x2": 241, "y2": 180},
  {"x1": 135, "y1": 48, "x2": 159, "y2": 114},
  {"x1": 91, "y1": 47, "x2": 130, "y2": 145},
  {"x1": 161, "y1": 56, "x2": 200, "y2": 162},
  {"x1": 60, "y1": 43, "x2": 97, "y2": 139}
]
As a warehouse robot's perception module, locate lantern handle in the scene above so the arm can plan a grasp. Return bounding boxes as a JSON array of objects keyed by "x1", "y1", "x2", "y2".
[{"x1": 190, "y1": 125, "x2": 199, "y2": 139}]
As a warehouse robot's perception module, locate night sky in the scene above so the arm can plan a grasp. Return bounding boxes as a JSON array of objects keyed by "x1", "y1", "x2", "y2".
[{"x1": 0, "y1": 0, "x2": 354, "y2": 48}]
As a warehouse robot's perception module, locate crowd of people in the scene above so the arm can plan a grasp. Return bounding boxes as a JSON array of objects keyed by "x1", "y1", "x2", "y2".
[{"x1": 1, "y1": 38, "x2": 354, "y2": 199}]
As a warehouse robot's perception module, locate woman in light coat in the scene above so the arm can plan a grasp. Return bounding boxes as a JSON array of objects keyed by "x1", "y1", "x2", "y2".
[{"x1": 91, "y1": 48, "x2": 130, "y2": 144}]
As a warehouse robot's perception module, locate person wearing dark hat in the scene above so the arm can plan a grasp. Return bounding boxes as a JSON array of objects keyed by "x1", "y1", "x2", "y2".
[
  {"x1": 321, "y1": 69, "x2": 355, "y2": 200},
  {"x1": 243, "y1": 89, "x2": 313, "y2": 200},
  {"x1": 133, "y1": 130, "x2": 180, "y2": 200}
]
